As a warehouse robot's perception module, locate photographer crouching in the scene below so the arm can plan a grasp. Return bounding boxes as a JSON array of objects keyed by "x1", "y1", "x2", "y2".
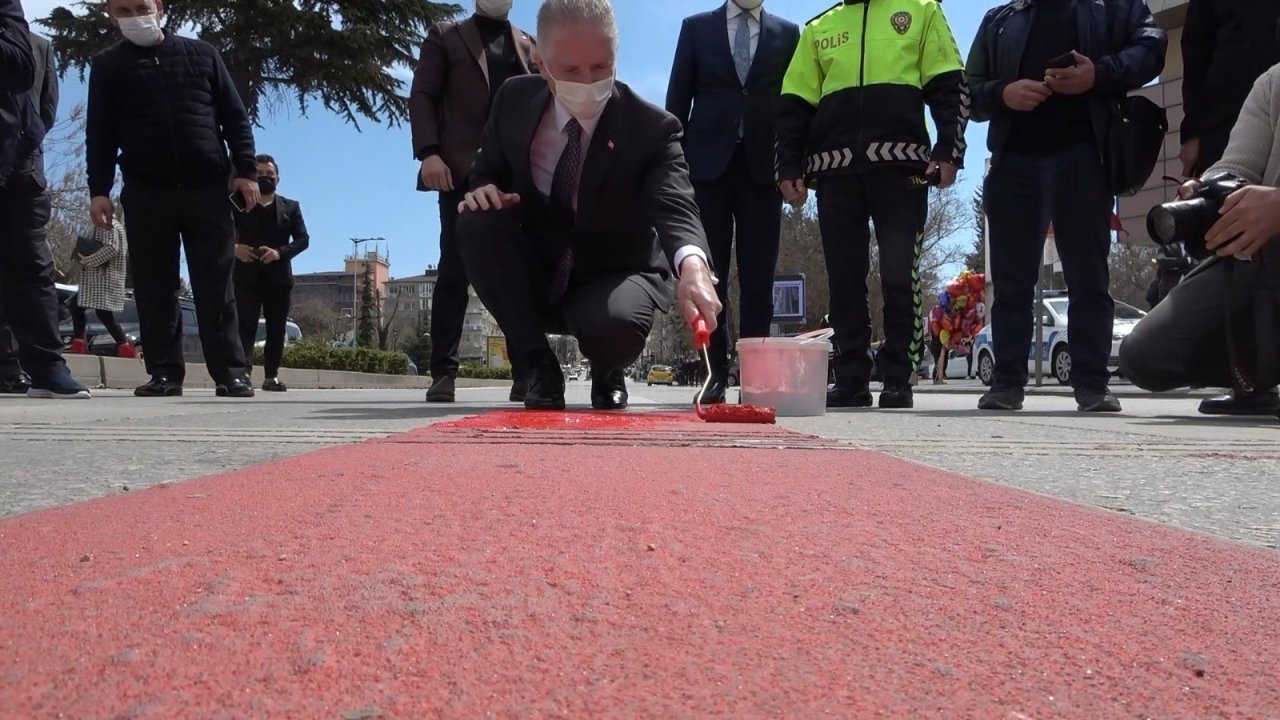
[{"x1": 1119, "y1": 64, "x2": 1280, "y2": 417}]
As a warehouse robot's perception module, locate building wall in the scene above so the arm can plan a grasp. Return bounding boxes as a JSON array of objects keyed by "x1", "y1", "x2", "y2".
[{"x1": 1115, "y1": 2, "x2": 1189, "y2": 244}]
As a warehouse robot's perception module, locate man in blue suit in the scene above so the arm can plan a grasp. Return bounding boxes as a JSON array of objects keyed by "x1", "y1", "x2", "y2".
[{"x1": 666, "y1": 0, "x2": 799, "y2": 404}]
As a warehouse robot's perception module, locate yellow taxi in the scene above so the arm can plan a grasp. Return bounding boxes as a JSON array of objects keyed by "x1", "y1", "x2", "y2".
[{"x1": 646, "y1": 365, "x2": 674, "y2": 386}]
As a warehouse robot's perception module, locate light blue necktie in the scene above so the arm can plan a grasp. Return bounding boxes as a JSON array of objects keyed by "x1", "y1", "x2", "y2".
[{"x1": 733, "y1": 12, "x2": 752, "y2": 85}]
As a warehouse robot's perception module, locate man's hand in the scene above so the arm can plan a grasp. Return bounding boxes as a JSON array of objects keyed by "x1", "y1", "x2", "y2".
[
  {"x1": 779, "y1": 178, "x2": 807, "y2": 207},
  {"x1": 458, "y1": 184, "x2": 521, "y2": 213},
  {"x1": 1177, "y1": 178, "x2": 1202, "y2": 200},
  {"x1": 420, "y1": 155, "x2": 454, "y2": 192},
  {"x1": 1044, "y1": 51, "x2": 1096, "y2": 96},
  {"x1": 676, "y1": 255, "x2": 723, "y2": 333},
  {"x1": 232, "y1": 177, "x2": 260, "y2": 212},
  {"x1": 90, "y1": 196, "x2": 114, "y2": 229},
  {"x1": 926, "y1": 161, "x2": 958, "y2": 189},
  {"x1": 234, "y1": 244, "x2": 258, "y2": 263},
  {"x1": 1002, "y1": 80, "x2": 1052, "y2": 112},
  {"x1": 1205, "y1": 185, "x2": 1280, "y2": 258},
  {"x1": 257, "y1": 247, "x2": 281, "y2": 264},
  {"x1": 1180, "y1": 138, "x2": 1200, "y2": 178}
]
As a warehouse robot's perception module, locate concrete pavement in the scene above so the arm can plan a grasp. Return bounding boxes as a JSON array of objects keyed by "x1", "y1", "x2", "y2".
[{"x1": 1, "y1": 380, "x2": 1276, "y2": 548}]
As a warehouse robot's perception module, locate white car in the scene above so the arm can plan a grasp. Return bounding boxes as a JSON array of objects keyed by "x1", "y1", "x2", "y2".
[
  {"x1": 973, "y1": 294, "x2": 1146, "y2": 386},
  {"x1": 254, "y1": 320, "x2": 303, "y2": 349}
]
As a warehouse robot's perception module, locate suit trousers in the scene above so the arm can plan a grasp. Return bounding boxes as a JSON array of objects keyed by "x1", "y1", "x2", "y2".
[
  {"x1": 236, "y1": 278, "x2": 292, "y2": 378},
  {"x1": 456, "y1": 206, "x2": 658, "y2": 372},
  {"x1": 121, "y1": 183, "x2": 246, "y2": 384},
  {"x1": 984, "y1": 144, "x2": 1114, "y2": 393},
  {"x1": 0, "y1": 171, "x2": 66, "y2": 382},
  {"x1": 693, "y1": 144, "x2": 782, "y2": 377},
  {"x1": 430, "y1": 188, "x2": 469, "y2": 378},
  {"x1": 816, "y1": 168, "x2": 928, "y2": 388}
]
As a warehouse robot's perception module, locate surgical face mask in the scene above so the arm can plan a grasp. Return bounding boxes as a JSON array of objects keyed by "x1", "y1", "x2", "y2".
[
  {"x1": 476, "y1": 0, "x2": 512, "y2": 17},
  {"x1": 118, "y1": 14, "x2": 163, "y2": 47},
  {"x1": 733, "y1": 0, "x2": 765, "y2": 11},
  {"x1": 548, "y1": 69, "x2": 614, "y2": 121}
]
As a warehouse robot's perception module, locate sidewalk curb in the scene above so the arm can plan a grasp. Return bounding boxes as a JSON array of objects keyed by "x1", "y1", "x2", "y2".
[{"x1": 85, "y1": 356, "x2": 507, "y2": 391}]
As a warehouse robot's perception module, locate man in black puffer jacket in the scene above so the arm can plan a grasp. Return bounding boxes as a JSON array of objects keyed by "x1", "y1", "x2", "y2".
[
  {"x1": 0, "y1": 0, "x2": 92, "y2": 400},
  {"x1": 87, "y1": 0, "x2": 260, "y2": 398}
]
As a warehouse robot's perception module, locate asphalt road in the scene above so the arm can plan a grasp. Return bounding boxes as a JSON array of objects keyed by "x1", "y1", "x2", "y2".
[{"x1": 1, "y1": 380, "x2": 1276, "y2": 548}]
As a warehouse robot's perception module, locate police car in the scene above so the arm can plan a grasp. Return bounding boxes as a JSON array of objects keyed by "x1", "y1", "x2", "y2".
[{"x1": 972, "y1": 292, "x2": 1147, "y2": 386}]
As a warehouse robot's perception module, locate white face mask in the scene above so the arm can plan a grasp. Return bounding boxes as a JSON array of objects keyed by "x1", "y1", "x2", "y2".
[
  {"x1": 549, "y1": 70, "x2": 614, "y2": 121},
  {"x1": 476, "y1": 0, "x2": 512, "y2": 17},
  {"x1": 733, "y1": 0, "x2": 764, "y2": 10},
  {"x1": 118, "y1": 14, "x2": 163, "y2": 47}
]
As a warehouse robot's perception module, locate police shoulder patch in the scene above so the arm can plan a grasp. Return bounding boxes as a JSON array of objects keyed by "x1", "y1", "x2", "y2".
[{"x1": 891, "y1": 11, "x2": 913, "y2": 34}]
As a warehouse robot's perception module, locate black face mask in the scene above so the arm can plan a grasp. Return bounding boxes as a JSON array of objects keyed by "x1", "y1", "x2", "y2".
[{"x1": 258, "y1": 177, "x2": 278, "y2": 195}]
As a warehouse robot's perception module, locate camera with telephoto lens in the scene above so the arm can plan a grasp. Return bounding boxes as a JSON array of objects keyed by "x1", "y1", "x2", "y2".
[{"x1": 1146, "y1": 173, "x2": 1249, "y2": 260}]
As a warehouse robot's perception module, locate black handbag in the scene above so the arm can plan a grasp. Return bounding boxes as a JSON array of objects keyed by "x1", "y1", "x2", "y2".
[
  {"x1": 1106, "y1": 94, "x2": 1168, "y2": 198},
  {"x1": 75, "y1": 233, "x2": 103, "y2": 257}
]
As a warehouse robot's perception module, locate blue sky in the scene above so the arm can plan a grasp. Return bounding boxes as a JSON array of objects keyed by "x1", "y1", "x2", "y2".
[{"x1": 28, "y1": 0, "x2": 990, "y2": 280}]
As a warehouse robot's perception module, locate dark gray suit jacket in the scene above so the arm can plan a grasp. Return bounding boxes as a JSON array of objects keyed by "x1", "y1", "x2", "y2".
[
  {"x1": 469, "y1": 75, "x2": 712, "y2": 306},
  {"x1": 28, "y1": 32, "x2": 55, "y2": 131}
]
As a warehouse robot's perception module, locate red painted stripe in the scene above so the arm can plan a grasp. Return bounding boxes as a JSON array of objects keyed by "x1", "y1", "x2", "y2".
[{"x1": 1, "y1": 415, "x2": 1277, "y2": 716}]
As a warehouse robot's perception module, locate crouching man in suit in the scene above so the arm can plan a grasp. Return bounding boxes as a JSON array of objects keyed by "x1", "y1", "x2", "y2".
[{"x1": 456, "y1": 0, "x2": 722, "y2": 410}]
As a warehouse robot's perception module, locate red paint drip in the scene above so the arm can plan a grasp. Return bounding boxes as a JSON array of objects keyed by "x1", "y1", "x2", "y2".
[{"x1": 438, "y1": 410, "x2": 701, "y2": 431}]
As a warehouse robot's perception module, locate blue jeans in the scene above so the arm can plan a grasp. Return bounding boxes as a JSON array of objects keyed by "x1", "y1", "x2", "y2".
[{"x1": 984, "y1": 144, "x2": 1115, "y2": 392}]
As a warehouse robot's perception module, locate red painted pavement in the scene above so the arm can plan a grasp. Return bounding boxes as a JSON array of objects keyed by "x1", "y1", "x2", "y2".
[{"x1": 2, "y1": 412, "x2": 1279, "y2": 717}]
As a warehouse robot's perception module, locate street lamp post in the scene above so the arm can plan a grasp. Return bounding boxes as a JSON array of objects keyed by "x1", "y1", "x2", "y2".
[{"x1": 350, "y1": 236, "x2": 384, "y2": 342}]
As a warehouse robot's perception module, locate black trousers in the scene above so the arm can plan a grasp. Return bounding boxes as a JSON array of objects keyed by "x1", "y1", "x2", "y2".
[
  {"x1": 456, "y1": 207, "x2": 658, "y2": 373},
  {"x1": 0, "y1": 172, "x2": 66, "y2": 382},
  {"x1": 72, "y1": 305, "x2": 128, "y2": 345},
  {"x1": 0, "y1": 321, "x2": 18, "y2": 377},
  {"x1": 430, "y1": 188, "x2": 469, "y2": 379},
  {"x1": 236, "y1": 278, "x2": 292, "y2": 378},
  {"x1": 816, "y1": 168, "x2": 927, "y2": 387},
  {"x1": 120, "y1": 184, "x2": 246, "y2": 384},
  {"x1": 1121, "y1": 258, "x2": 1279, "y2": 392},
  {"x1": 693, "y1": 145, "x2": 782, "y2": 376},
  {"x1": 985, "y1": 144, "x2": 1115, "y2": 392}
]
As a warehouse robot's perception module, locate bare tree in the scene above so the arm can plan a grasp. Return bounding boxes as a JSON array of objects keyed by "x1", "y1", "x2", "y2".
[
  {"x1": 1109, "y1": 239, "x2": 1157, "y2": 310},
  {"x1": 291, "y1": 297, "x2": 344, "y2": 342},
  {"x1": 376, "y1": 291, "x2": 407, "y2": 351},
  {"x1": 41, "y1": 102, "x2": 95, "y2": 282}
]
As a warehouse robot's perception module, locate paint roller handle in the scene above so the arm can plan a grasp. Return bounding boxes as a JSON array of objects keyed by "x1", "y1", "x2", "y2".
[{"x1": 693, "y1": 317, "x2": 710, "y2": 350}]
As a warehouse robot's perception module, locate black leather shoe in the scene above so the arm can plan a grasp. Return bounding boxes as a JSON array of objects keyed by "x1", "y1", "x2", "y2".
[
  {"x1": 524, "y1": 360, "x2": 565, "y2": 410},
  {"x1": 978, "y1": 387, "x2": 1024, "y2": 410},
  {"x1": 1198, "y1": 388, "x2": 1280, "y2": 416},
  {"x1": 509, "y1": 377, "x2": 528, "y2": 403},
  {"x1": 694, "y1": 377, "x2": 728, "y2": 405},
  {"x1": 426, "y1": 375, "x2": 456, "y2": 403},
  {"x1": 591, "y1": 369, "x2": 628, "y2": 410},
  {"x1": 216, "y1": 377, "x2": 255, "y2": 398},
  {"x1": 262, "y1": 378, "x2": 288, "y2": 392},
  {"x1": 879, "y1": 384, "x2": 914, "y2": 409},
  {"x1": 0, "y1": 373, "x2": 32, "y2": 395},
  {"x1": 827, "y1": 384, "x2": 873, "y2": 408},
  {"x1": 135, "y1": 377, "x2": 183, "y2": 397}
]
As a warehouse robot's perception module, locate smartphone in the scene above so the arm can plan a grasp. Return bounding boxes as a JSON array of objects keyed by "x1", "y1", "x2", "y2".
[
  {"x1": 1047, "y1": 52, "x2": 1076, "y2": 69},
  {"x1": 228, "y1": 191, "x2": 247, "y2": 212}
]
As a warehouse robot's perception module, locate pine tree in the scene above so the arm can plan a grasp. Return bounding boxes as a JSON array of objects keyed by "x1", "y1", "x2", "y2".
[
  {"x1": 356, "y1": 263, "x2": 375, "y2": 348},
  {"x1": 42, "y1": 0, "x2": 461, "y2": 126}
]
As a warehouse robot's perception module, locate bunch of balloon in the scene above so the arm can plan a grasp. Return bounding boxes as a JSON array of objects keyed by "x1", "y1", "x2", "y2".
[{"x1": 929, "y1": 270, "x2": 987, "y2": 356}]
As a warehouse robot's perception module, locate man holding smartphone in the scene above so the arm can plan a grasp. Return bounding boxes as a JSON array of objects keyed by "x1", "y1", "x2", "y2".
[{"x1": 87, "y1": 0, "x2": 259, "y2": 398}]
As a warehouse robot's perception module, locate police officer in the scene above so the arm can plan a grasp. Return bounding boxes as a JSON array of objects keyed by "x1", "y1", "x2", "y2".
[{"x1": 777, "y1": 0, "x2": 968, "y2": 409}]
